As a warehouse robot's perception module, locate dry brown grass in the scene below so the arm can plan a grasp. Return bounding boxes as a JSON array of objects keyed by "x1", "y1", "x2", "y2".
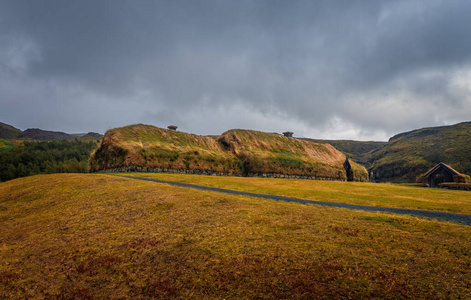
[{"x1": 1, "y1": 173, "x2": 470, "y2": 298}]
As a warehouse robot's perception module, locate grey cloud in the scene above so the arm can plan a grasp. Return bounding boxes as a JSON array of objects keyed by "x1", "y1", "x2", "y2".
[{"x1": 1, "y1": 1, "x2": 471, "y2": 140}]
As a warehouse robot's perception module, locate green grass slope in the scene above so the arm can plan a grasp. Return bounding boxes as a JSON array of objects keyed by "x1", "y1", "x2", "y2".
[
  {"x1": 90, "y1": 125, "x2": 369, "y2": 181},
  {"x1": 77, "y1": 132, "x2": 103, "y2": 143},
  {"x1": 90, "y1": 124, "x2": 241, "y2": 174},
  {"x1": 303, "y1": 138, "x2": 386, "y2": 166},
  {"x1": 219, "y1": 129, "x2": 368, "y2": 181},
  {"x1": 0, "y1": 138, "x2": 22, "y2": 152},
  {"x1": 1, "y1": 174, "x2": 470, "y2": 298},
  {"x1": 366, "y1": 122, "x2": 471, "y2": 182}
]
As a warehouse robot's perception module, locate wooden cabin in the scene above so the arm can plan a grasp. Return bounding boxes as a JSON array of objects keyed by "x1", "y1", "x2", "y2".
[
  {"x1": 282, "y1": 131, "x2": 293, "y2": 138},
  {"x1": 423, "y1": 162, "x2": 461, "y2": 187}
]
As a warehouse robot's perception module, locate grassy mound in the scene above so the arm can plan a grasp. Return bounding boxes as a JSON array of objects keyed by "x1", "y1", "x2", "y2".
[
  {"x1": 219, "y1": 129, "x2": 368, "y2": 180},
  {"x1": 90, "y1": 124, "x2": 368, "y2": 181},
  {"x1": 1, "y1": 174, "x2": 470, "y2": 298},
  {"x1": 366, "y1": 122, "x2": 471, "y2": 182},
  {"x1": 90, "y1": 124, "x2": 240, "y2": 174}
]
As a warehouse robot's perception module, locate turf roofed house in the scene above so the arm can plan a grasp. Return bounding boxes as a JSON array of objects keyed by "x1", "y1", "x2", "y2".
[
  {"x1": 283, "y1": 131, "x2": 293, "y2": 138},
  {"x1": 423, "y1": 162, "x2": 465, "y2": 187}
]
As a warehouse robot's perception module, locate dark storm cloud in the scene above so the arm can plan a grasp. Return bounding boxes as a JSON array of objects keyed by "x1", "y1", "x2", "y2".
[{"x1": 1, "y1": 0, "x2": 471, "y2": 139}]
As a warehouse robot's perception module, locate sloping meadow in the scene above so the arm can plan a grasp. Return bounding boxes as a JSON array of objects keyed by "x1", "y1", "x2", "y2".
[
  {"x1": 1, "y1": 174, "x2": 470, "y2": 298},
  {"x1": 90, "y1": 124, "x2": 368, "y2": 181}
]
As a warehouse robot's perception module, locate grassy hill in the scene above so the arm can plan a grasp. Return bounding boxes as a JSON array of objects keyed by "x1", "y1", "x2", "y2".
[
  {"x1": 90, "y1": 124, "x2": 368, "y2": 181},
  {"x1": 90, "y1": 124, "x2": 241, "y2": 175},
  {"x1": 365, "y1": 122, "x2": 471, "y2": 182},
  {"x1": 76, "y1": 132, "x2": 104, "y2": 142},
  {"x1": 1, "y1": 174, "x2": 470, "y2": 298},
  {"x1": 303, "y1": 138, "x2": 386, "y2": 167},
  {"x1": 219, "y1": 129, "x2": 368, "y2": 180}
]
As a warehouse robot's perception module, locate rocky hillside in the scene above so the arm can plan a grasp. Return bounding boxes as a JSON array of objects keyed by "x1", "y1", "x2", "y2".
[
  {"x1": 90, "y1": 124, "x2": 369, "y2": 181},
  {"x1": 0, "y1": 122, "x2": 22, "y2": 139},
  {"x1": 365, "y1": 122, "x2": 471, "y2": 182}
]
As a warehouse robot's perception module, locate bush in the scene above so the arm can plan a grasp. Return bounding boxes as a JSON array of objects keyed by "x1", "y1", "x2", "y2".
[
  {"x1": 453, "y1": 174, "x2": 471, "y2": 183},
  {"x1": 438, "y1": 183, "x2": 471, "y2": 191},
  {"x1": 415, "y1": 174, "x2": 426, "y2": 183}
]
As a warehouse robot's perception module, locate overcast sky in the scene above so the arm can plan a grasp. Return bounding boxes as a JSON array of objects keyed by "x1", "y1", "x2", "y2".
[{"x1": 1, "y1": 1, "x2": 471, "y2": 141}]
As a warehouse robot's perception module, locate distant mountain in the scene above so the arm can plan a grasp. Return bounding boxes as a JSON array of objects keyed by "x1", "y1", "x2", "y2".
[
  {"x1": 78, "y1": 132, "x2": 104, "y2": 142},
  {"x1": 0, "y1": 122, "x2": 22, "y2": 139},
  {"x1": 18, "y1": 128, "x2": 75, "y2": 141},
  {"x1": 0, "y1": 129, "x2": 15, "y2": 140},
  {"x1": 301, "y1": 139, "x2": 386, "y2": 166},
  {"x1": 0, "y1": 122, "x2": 103, "y2": 141},
  {"x1": 365, "y1": 122, "x2": 471, "y2": 182}
]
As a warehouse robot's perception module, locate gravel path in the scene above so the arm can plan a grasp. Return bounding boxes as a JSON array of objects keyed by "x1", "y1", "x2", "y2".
[{"x1": 122, "y1": 175, "x2": 471, "y2": 226}]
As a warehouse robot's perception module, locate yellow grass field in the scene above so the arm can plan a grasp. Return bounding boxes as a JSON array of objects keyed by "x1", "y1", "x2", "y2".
[
  {"x1": 118, "y1": 172, "x2": 471, "y2": 214},
  {"x1": 1, "y1": 173, "x2": 470, "y2": 299}
]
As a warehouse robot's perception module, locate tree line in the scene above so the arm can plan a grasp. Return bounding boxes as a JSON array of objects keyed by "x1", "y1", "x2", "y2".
[{"x1": 0, "y1": 139, "x2": 98, "y2": 182}]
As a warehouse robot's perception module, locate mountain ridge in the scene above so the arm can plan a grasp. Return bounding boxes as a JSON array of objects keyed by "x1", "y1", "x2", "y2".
[
  {"x1": 0, "y1": 122, "x2": 103, "y2": 141},
  {"x1": 0, "y1": 122, "x2": 22, "y2": 139}
]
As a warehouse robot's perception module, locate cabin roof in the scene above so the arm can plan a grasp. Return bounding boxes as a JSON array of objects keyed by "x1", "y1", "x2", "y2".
[{"x1": 424, "y1": 162, "x2": 460, "y2": 178}]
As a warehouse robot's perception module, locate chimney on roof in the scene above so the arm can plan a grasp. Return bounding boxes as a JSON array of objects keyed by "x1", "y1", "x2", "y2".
[
  {"x1": 283, "y1": 131, "x2": 293, "y2": 138},
  {"x1": 167, "y1": 125, "x2": 178, "y2": 131}
]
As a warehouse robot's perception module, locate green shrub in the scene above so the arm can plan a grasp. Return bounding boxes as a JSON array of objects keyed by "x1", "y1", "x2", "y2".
[
  {"x1": 454, "y1": 174, "x2": 471, "y2": 183},
  {"x1": 439, "y1": 182, "x2": 471, "y2": 191},
  {"x1": 0, "y1": 139, "x2": 98, "y2": 182}
]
